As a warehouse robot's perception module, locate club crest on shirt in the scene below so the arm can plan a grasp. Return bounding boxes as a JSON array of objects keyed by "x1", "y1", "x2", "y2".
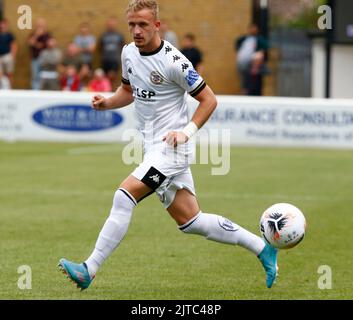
[{"x1": 150, "y1": 71, "x2": 164, "y2": 85}]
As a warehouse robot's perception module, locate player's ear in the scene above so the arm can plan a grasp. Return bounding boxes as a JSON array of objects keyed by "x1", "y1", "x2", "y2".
[{"x1": 155, "y1": 20, "x2": 161, "y2": 31}]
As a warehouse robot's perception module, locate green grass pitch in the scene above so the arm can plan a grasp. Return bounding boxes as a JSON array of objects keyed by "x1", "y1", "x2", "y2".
[{"x1": 0, "y1": 141, "x2": 352, "y2": 300}]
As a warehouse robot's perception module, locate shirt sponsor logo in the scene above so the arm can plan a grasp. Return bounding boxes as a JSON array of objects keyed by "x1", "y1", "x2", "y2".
[
  {"x1": 132, "y1": 86, "x2": 157, "y2": 100},
  {"x1": 32, "y1": 105, "x2": 123, "y2": 132},
  {"x1": 185, "y1": 69, "x2": 200, "y2": 87}
]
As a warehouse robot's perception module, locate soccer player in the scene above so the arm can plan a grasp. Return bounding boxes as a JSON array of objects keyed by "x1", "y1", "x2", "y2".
[{"x1": 59, "y1": 0, "x2": 278, "y2": 290}]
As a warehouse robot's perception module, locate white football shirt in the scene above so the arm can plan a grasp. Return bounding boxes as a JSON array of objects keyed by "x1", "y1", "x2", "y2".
[{"x1": 121, "y1": 40, "x2": 206, "y2": 153}]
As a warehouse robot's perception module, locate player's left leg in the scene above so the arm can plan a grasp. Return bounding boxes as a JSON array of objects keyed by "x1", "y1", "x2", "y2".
[{"x1": 167, "y1": 189, "x2": 278, "y2": 288}]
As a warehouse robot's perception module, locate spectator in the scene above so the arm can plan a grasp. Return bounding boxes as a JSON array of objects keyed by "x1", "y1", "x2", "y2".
[
  {"x1": 180, "y1": 33, "x2": 203, "y2": 75},
  {"x1": 28, "y1": 18, "x2": 51, "y2": 90},
  {"x1": 160, "y1": 20, "x2": 179, "y2": 48},
  {"x1": 61, "y1": 42, "x2": 83, "y2": 73},
  {"x1": 0, "y1": 19, "x2": 17, "y2": 87},
  {"x1": 61, "y1": 64, "x2": 81, "y2": 91},
  {"x1": 0, "y1": 70, "x2": 11, "y2": 90},
  {"x1": 235, "y1": 23, "x2": 269, "y2": 95},
  {"x1": 74, "y1": 22, "x2": 96, "y2": 69},
  {"x1": 88, "y1": 68, "x2": 112, "y2": 92},
  {"x1": 100, "y1": 17, "x2": 125, "y2": 87},
  {"x1": 38, "y1": 37, "x2": 62, "y2": 91},
  {"x1": 79, "y1": 64, "x2": 93, "y2": 91}
]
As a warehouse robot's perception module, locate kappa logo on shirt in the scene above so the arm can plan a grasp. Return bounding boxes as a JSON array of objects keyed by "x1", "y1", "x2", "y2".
[
  {"x1": 181, "y1": 63, "x2": 189, "y2": 72},
  {"x1": 141, "y1": 167, "x2": 166, "y2": 190},
  {"x1": 173, "y1": 55, "x2": 181, "y2": 63},
  {"x1": 149, "y1": 174, "x2": 160, "y2": 184}
]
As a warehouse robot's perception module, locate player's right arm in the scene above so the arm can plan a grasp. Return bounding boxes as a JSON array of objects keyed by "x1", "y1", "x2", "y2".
[
  {"x1": 93, "y1": 44, "x2": 134, "y2": 111},
  {"x1": 92, "y1": 83, "x2": 134, "y2": 110}
]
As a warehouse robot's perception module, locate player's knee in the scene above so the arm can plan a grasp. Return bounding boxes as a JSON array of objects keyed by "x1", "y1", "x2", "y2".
[
  {"x1": 111, "y1": 188, "x2": 137, "y2": 213},
  {"x1": 179, "y1": 212, "x2": 209, "y2": 236}
]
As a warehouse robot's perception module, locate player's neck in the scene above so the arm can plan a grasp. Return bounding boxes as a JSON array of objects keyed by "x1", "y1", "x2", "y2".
[{"x1": 139, "y1": 37, "x2": 163, "y2": 56}]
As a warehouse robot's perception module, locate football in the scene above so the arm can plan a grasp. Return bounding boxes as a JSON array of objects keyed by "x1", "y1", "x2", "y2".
[{"x1": 260, "y1": 203, "x2": 306, "y2": 249}]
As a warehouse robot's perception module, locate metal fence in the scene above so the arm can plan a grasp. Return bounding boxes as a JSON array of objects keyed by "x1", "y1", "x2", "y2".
[{"x1": 271, "y1": 28, "x2": 312, "y2": 97}]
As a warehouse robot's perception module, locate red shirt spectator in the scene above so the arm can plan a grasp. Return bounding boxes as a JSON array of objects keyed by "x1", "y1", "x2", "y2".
[
  {"x1": 88, "y1": 68, "x2": 112, "y2": 92},
  {"x1": 61, "y1": 65, "x2": 81, "y2": 91}
]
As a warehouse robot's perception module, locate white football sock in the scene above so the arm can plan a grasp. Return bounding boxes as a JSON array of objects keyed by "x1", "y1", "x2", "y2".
[
  {"x1": 85, "y1": 188, "x2": 137, "y2": 277},
  {"x1": 179, "y1": 212, "x2": 265, "y2": 255}
]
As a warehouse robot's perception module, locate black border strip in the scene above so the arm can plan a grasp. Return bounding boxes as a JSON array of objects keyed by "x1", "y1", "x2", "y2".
[
  {"x1": 140, "y1": 40, "x2": 164, "y2": 56},
  {"x1": 122, "y1": 77, "x2": 130, "y2": 85},
  {"x1": 190, "y1": 81, "x2": 206, "y2": 97},
  {"x1": 179, "y1": 215, "x2": 200, "y2": 231},
  {"x1": 118, "y1": 188, "x2": 137, "y2": 206}
]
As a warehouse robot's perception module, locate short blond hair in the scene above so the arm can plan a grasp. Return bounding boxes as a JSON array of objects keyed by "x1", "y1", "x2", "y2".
[{"x1": 126, "y1": 0, "x2": 159, "y2": 19}]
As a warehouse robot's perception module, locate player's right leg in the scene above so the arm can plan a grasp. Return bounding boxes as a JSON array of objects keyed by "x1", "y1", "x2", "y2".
[{"x1": 59, "y1": 175, "x2": 152, "y2": 290}]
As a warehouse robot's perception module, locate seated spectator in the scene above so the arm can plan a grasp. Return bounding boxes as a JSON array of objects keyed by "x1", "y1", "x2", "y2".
[
  {"x1": 38, "y1": 36, "x2": 62, "y2": 91},
  {"x1": 0, "y1": 69, "x2": 11, "y2": 89},
  {"x1": 180, "y1": 33, "x2": 203, "y2": 75},
  {"x1": 74, "y1": 22, "x2": 96, "y2": 69},
  {"x1": 60, "y1": 42, "x2": 83, "y2": 73},
  {"x1": 0, "y1": 19, "x2": 17, "y2": 87},
  {"x1": 61, "y1": 64, "x2": 81, "y2": 91},
  {"x1": 100, "y1": 17, "x2": 125, "y2": 88},
  {"x1": 79, "y1": 64, "x2": 93, "y2": 91},
  {"x1": 88, "y1": 68, "x2": 112, "y2": 92}
]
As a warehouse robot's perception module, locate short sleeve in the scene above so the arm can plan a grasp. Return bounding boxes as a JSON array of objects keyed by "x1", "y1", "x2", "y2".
[
  {"x1": 170, "y1": 57, "x2": 206, "y2": 97},
  {"x1": 121, "y1": 45, "x2": 130, "y2": 85}
]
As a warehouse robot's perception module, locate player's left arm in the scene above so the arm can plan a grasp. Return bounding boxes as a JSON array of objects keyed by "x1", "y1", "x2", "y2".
[{"x1": 163, "y1": 85, "x2": 217, "y2": 147}]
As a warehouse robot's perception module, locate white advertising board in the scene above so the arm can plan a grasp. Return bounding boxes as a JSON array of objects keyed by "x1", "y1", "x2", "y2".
[{"x1": 1, "y1": 90, "x2": 353, "y2": 149}]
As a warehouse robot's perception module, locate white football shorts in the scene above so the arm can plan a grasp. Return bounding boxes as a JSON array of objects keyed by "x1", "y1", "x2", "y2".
[{"x1": 131, "y1": 143, "x2": 196, "y2": 208}]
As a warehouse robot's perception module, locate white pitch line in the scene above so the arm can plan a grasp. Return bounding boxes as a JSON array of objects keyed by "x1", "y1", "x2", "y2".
[{"x1": 66, "y1": 144, "x2": 121, "y2": 155}]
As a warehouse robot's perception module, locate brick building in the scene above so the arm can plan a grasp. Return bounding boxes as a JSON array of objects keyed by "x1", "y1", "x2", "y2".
[{"x1": 2, "y1": 0, "x2": 263, "y2": 94}]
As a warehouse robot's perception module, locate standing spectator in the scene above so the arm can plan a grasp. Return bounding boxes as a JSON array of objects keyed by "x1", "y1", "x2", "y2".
[
  {"x1": 235, "y1": 24, "x2": 269, "y2": 95},
  {"x1": 38, "y1": 37, "x2": 62, "y2": 91},
  {"x1": 61, "y1": 65, "x2": 81, "y2": 91},
  {"x1": 0, "y1": 70, "x2": 11, "y2": 90},
  {"x1": 74, "y1": 22, "x2": 96, "y2": 69},
  {"x1": 160, "y1": 20, "x2": 179, "y2": 48},
  {"x1": 28, "y1": 18, "x2": 51, "y2": 90},
  {"x1": 88, "y1": 68, "x2": 112, "y2": 92},
  {"x1": 180, "y1": 33, "x2": 203, "y2": 75},
  {"x1": 100, "y1": 17, "x2": 125, "y2": 87},
  {"x1": 0, "y1": 19, "x2": 17, "y2": 88}
]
